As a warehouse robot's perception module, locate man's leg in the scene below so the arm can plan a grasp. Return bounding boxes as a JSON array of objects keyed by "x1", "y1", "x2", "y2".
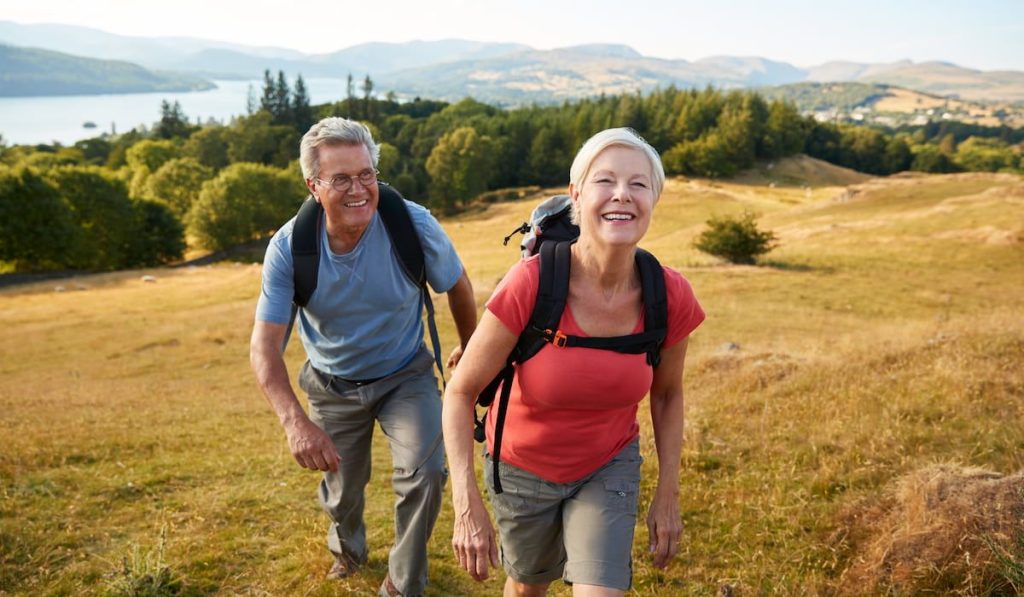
[
  {"x1": 373, "y1": 356, "x2": 447, "y2": 595},
  {"x1": 300, "y1": 362, "x2": 375, "y2": 567}
]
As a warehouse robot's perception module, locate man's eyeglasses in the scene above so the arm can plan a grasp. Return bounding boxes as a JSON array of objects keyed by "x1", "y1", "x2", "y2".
[{"x1": 314, "y1": 169, "x2": 379, "y2": 193}]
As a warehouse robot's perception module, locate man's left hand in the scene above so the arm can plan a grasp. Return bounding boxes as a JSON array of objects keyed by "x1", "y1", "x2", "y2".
[{"x1": 446, "y1": 345, "x2": 464, "y2": 370}]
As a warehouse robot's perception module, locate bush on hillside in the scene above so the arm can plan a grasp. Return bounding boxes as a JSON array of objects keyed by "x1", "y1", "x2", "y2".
[
  {"x1": 187, "y1": 163, "x2": 305, "y2": 251},
  {"x1": 47, "y1": 165, "x2": 139, "y2": 270},
  {"x1": 0, "y1": 167, "x2": 77, "y2": 271},
  {"x1": 145, "y1": 157, "x2": 214, "y2": 219},
  {"x1": 694, "y1": 211, "x2": 777, "y2": 265}
]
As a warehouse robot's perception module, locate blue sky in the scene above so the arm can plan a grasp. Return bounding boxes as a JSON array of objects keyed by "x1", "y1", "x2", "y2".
[{"x1": 3, "y1": 0, "x2": 1023, "y2": 70}]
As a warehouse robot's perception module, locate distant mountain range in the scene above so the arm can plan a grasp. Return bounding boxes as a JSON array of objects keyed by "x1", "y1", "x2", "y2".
[{"x1": 2, "y1": 20, "x2": 1023, "y2": 105}]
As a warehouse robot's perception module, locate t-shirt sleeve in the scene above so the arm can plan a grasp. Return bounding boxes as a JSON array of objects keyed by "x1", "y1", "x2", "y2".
[
  {"x1": 409, "y1": 201, "x2": 464, "y2": 293},
  {"x1": 485, "y1": 256, "x2": 540, "y2": 336},
  {"x1": 662, "y1": 266, "x2": 706, "y2": 348},
  {"x1": 254, "y1": 228, "x2": 296, "y2": 325}
]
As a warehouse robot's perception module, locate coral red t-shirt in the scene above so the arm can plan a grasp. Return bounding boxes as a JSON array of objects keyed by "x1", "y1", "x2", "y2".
[{"x1": 485, "y1": 254, "x2": 705, "y2": 483}]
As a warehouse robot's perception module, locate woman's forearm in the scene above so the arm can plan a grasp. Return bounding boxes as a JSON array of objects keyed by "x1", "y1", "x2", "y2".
[
  {"x1": 650, "y1": 388, "x2": 685, "y2": 491},
  {"x1": 442, "y1": 388, "x2": 484, "y2": 509}
]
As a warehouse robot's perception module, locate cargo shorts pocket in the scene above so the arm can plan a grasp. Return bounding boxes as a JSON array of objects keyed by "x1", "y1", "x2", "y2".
[
  {"x1": 484, "y1": 456, "x2": 540, "y2": 513},
  {"x1": 604, "y1": 478, "x2": 639, "y2": 513}
]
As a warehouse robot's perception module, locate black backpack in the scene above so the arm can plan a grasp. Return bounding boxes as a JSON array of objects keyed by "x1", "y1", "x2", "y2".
[
  {"x1": 480, "y1": 195, "x2": 668, "y2": 493},
  {"x1": 284, "y1": 182, "x2": 445, "y2": 384}
]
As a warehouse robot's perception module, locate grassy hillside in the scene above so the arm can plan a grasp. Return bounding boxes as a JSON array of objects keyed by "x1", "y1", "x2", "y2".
[
  {"x1": 2, "y1": 163, "x2": 1023, "y2": 594},
  {"x1": 761, "y1": 82, "x2": 1024, "y2": 128},
  {"x1": 0, "y1": 44, "x2": 214, "y2": 97}
]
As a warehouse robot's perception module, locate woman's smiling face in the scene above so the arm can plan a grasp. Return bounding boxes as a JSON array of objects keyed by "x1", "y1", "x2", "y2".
[{"x1": 571, "y1": 144, "x2": 656, "y2": 248}]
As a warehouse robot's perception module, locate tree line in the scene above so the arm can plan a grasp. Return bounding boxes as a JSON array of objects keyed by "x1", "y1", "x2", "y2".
[{"x1": 1, "y1": 76, "x2": 1022, "y2": 272}]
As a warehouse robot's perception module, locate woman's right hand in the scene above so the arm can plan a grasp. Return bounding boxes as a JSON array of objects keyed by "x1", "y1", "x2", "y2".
[{"x1": 451, "y1": 490, "x2": 500, "y2": 581}]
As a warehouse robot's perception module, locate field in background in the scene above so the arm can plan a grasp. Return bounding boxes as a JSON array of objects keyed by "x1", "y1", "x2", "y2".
[{"x1": 2, "y1": 158, "x2": 1023, "y2": 594}]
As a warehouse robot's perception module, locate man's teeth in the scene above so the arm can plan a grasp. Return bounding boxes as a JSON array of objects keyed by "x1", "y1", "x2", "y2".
[
  {"x1": 345, "y1": 200, "x2": 368, "y2": 207},
  {"x1": 603, "y1": 213, "x2": 634, "y2": 221}
]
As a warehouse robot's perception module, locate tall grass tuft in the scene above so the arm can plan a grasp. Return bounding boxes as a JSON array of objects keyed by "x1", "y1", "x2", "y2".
[{"x1": 103, "y1": 526, "x2": 183, "y2": 597}]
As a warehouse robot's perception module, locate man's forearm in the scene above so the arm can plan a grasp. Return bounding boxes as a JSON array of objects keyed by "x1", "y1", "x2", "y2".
[
  {"x1": 448, "y1": 271, "x2": 478, "y2": 348},
  {"x1": 251, "y1": 345, "x2": 307, "y2": 429}
]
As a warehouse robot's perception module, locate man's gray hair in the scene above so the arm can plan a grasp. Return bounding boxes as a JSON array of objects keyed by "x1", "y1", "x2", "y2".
[
  {"x1": 299, "y1": 117, "x2": 380, "y2": 180},
  {"x1": 569, "y1": 127, "x2": 665, "y2": 200}
]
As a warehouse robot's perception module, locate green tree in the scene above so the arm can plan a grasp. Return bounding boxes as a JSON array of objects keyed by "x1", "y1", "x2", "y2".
[
  {"x1": 19, "y1": 148, "x2": 85, "y2": 170},
  {"x1": 153, "y1": 100, "x2": 194, "y2": 139},
  {"x1": 377, "y1": 142, "x2": 401, "y2": 180},
  {"x1": 838, "y1": 126, "x2": 887, "y2": 174},
  {"x1": 74, "y1": 137, "x2": 113, "y2": 166},
  {"x1": 345, "y1": 73, "x2": 356, "y2": 118},
  {"x1": 260, "y1": 70, "x2": 276, "y2": 115},
  {"x1": 145, "y1": 157, "x2": 214, "y2": 219},
  {"x1": 0, "y1": 167, "x2": 76, "y2": 271},
  {"x1": 883, "y1": 136, "x2": 913, "y2": 173},
  {"x1": 762, "y1": 100, "x2": 807, "y2": 158},
  {"x1": 804, "y1": 122, "x2": 842, "y2": 164},
  {"x1": 694, "y1": 211, "x2": 777, "y2": 265},
  {"x1": 47, "y1": 166, "x2": 138, "y2": 270},
  {"x1": 188, "y1": 163, "x2": 305, "y2": 250},
  {"x1": 104, "y1": 130, "x2": 145, "y2": 169},
  {"x1": 273, "y1": 71, "x2": 292, "y2": 125},
  {"x1": 362, "y1": 75, "x2": 375, "y2": 122},
  {"x1": 663, "y1": 132, "x2": 734, "y2": 177},
  {"x1": 526, "y1": 124, "x2": 572, "y2": 186},
  {"x1": 126, "y1": 139, "x2": 181, "y2": 172},
  {"x1": 129, "y1": 199, "x2": 185, "y2": 266},
  {"x1": 292, "y1": 74, "x2": 314, "y2": 132},
  {"x1": 425, "y1": 127, "x2": 495, "y2": 212},
  {"x1": 955, "y1": 137, "x2": 1018, "y2": 172},
  {"x1": 225, "y1": 112, "x2": 298, "y2": 167},
  {"x1": 910, "y1": 144, "x2": 959, "y2": 173},
  {"x1": 184, "y1": 125, "x2": 230, "y2": 170}
]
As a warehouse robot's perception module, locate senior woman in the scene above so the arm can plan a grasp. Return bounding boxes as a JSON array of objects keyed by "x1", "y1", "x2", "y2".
[{"x1": 442, "y1": 127, "x2": 705, "y2": 596}]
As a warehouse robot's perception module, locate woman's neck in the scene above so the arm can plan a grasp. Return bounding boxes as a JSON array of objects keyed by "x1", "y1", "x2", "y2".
[{"x1": 572, "y1": 237, "x2": 637, "y2": 296}]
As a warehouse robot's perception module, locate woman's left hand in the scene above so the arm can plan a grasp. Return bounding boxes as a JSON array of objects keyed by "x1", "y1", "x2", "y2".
[{"x1": 646, "y1": 487, "x2": 683, "y2": 568}]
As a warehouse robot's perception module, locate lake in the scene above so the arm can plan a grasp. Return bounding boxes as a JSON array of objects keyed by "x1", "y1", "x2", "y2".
[{"x1": 0, "y1": 78, "x2": 350, "y2": 146}]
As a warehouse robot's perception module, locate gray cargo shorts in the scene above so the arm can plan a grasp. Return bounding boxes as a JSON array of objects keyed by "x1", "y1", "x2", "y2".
[{"x1": 484, "y1": 438, "x2": 642, "y2": 591}]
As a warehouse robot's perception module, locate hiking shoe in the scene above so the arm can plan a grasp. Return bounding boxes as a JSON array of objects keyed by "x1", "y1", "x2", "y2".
[
  {"x1": 326, "y1": 553, "x2": 360, "y2": 579},
  {"x1": 379, "y1": 574, "x2": 422, "y2": 597}
]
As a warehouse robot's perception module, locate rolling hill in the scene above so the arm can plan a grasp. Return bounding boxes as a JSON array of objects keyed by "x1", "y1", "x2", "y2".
[
  {"x1": 1, "y1": 167, "x2": 1022, "y2": 594},
  {"x1": 0, "y1": 44, "x2": 214, "y2": 97}
]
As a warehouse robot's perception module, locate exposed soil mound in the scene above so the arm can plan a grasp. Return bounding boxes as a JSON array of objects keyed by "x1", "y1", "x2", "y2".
[
  {"x1": 732, "y1": 154, "x2": 871, "y2": 187},
  {"x1": 695, "y1": 351, "x2": 800, "y2": 390},
  {"x1": 834, "y1": 464, "x2": 1024, "y2": 595}
]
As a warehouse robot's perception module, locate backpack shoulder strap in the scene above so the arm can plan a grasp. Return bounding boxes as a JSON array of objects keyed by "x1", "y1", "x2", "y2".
[
  {"x1": 375, "y1": 182, "x2": 446, "y2": 386},
  {"x1": 636, "y1": 248, "x2": 668, "y2": 367},
  {"x1": 376, "y1": 182, "x2": 425, "y2": 286},
  {"x1": 292, "y1": 195, "x2": 322, "y2": 308},
  {"x1": 283, "y1": 195, "x2": 322, "y2": 353},
  {"x1": 516, "y1": 239, "x2": 572, "y2": 362}
]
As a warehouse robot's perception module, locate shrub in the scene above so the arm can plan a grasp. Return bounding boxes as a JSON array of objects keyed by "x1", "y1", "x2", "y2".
[
  {"x1": 47, "y1": 165, "x2": 138, "y2": 270},
  {"x1": 694, "y1": 211, "x2": 777, "y2": 264},
  {"x1": 187, "y1": 163, "x2": 304, "y2": 251},
  {"x1": 0, "y1": 167, "x2": 77, "y2": 271}
]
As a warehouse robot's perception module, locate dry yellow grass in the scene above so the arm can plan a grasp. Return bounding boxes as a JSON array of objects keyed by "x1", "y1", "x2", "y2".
[{"x1": 2, "y1": 157, "x2": 1023, "y2": 595}]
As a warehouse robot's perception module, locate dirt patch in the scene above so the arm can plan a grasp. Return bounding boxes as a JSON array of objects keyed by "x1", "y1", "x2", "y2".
[
  {"x1": 731, "y1": 154, "x2": 871, "y2": 188},
  {"x1": 833, "y1": 464, "x2": 1024, "y2": 594},
  {"x1": 933, "y1": 226, "x2": 1023, "y2": 245}
]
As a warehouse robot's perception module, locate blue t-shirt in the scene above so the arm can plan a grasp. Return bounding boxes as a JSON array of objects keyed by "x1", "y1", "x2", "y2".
[{"x1": 256, "y1": 199, "x2": 463, "y2": 379}]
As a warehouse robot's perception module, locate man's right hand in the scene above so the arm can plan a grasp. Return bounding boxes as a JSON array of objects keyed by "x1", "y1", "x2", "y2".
[{"x1": 284, "y1": 416, "x2": 341, "y2": 472}]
